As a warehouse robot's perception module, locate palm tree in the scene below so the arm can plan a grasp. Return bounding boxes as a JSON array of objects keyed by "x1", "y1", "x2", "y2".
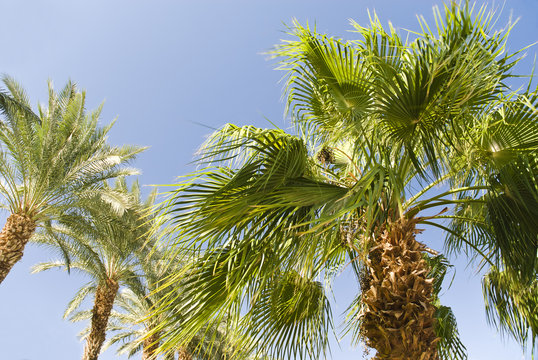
[
  {"x1": 151, "y1": 3, "x2": 537, "y2": 359},
  {"x1": 33, "y1": 179, "x2": 151, "y2": 360},
  {"x1": 66, "y1": 241, "x2": 267, "y2": 360},
  {"x1": 101, "y1": 224, "x2": 274, "y2": 360},
  {"x1": 97, "y1": 228, "x2": 177, "y2": 360},
  {"x1": 0, "y1": 77, "x2": 144, "y2": 283},
  {"x1": 102, "y1": 287, "x2": 169, "y2": 360},
  {"x1": 104, "y1": 288, "x2": 259, "y2": 360}
]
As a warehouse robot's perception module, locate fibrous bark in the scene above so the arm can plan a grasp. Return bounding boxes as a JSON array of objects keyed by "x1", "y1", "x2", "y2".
[
  {"x1": 177, "y1": 347, "x2": 192, "y2": 360},
  {"x1": 360, "y1": 218, "x2": 440, "y2": 359},
  {"x1": 142, "y1": 331, "x2": 160, "y2": 360},
  {"x1": 0, "y1": 213, "x2": 37, "y2": 284},
  {"x1": 82, "y1": 278, "x2": 119, "y2": 360}
]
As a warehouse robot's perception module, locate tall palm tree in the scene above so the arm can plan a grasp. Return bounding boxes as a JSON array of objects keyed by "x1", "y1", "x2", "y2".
[
  {"x1": 33, "y1": 179, "x2": 151, "y2": 360},
  {"x1": 0, "y1": 77, "x2": 144, "y2": 283},
  {"x1": 151, "y1": 3, "x2": 537, "y2": 359}
]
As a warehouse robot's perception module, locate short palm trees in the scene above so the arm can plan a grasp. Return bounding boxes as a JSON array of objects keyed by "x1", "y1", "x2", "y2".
[
  {"x1": 0, "y1": 77, "x2": 143, "y2": 283},
  {"x1": 152, "y1": 4, "x2": 537, "y2": 359}
]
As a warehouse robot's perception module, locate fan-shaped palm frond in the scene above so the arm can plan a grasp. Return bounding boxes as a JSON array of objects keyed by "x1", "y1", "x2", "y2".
[
  {"x1": 483, "y1": 266, "x2": 538, "y2": 352},
  {"x1": 152, "y1": 3, "x2": 536, "y2": 359}
]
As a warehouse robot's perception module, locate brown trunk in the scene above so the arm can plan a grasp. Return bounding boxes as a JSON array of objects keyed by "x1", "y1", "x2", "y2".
[
  {"x1": 177, "y1": 347, "x2": 192, "y2": 360},
  {"x1": 82, "y1": 278, "x2": 119, "y2": 360},
  {"x1": 360, "y1": 218, "x2": 439, "y2": 359},
  {"x1": 0, "y1": 213, "x2": 37, "y2": 284},
  {"x1": 142, "y1": 331, "x2": 160, "y2": 360}
]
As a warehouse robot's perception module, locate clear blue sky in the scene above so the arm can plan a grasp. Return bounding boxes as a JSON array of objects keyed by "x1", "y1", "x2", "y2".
[{"x1": 0, "y1": 1, "x2": 536, "y2": 359}]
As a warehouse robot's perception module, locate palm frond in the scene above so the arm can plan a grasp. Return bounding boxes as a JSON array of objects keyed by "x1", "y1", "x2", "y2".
[
  {"x1": 0, "y1": 77, "x2": 145, "y2": 219},
  {"x1": 245, "y1": 271, "x2": 332, "y2": 360},
  {"x1": 435, "y1": 305, "x2": 468, "y2": 360},
  {"x1": 483, "y1": 266, "x2": 538, "y2": 351}
]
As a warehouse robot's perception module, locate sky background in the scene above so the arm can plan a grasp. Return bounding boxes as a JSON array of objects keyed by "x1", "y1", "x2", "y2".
[{"x1": 0, "y1": 1, "x2": 537, "y2": 359}]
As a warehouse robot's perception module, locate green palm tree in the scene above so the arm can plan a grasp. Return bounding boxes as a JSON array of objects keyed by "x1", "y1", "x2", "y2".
[
  {"x1": 104, "y1": 232, "x2": 271, "y2": 360},
  {"x1": 151, "y1": 3, "x2": 537, "y2": 359},
  {"x1": 65, "y1": 211, "x2": 263, "y2": 360},
  {"x1": 33, "y1": 179, "x2": 151, "y2": 360},
  {"x1": 483, "y1": 266, "x2": 538, "y2": 350},
  {"x1": 104, "y1": 287, "x2": 260, "y2": 360},
  {"x1": 103, "y1": 287, "x2": 169, "y2": 360},
  {"x1": 0, "y1": 77, "x2": 144, "y2": 283}
]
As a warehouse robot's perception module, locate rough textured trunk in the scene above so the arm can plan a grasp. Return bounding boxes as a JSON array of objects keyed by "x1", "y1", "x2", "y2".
[
  {"x1": 0, "y1": 213, "x2": 37, "y2": 284},
  {"x1": 177, "y1": 347, "x2": 192, "y2": 360},
  {"x1": 82, "y1": 278, "x2": 119, "y2": 360},
  {"x1": 360, "y1": 218, "x2": 439, "y2": 359},
  {"x1": 142, "y1": 331, "x2": 160, "y2": 360}
]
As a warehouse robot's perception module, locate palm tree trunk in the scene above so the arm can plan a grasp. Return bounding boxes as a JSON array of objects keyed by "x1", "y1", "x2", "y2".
[
  {"x1": 360, "y1": 218, "x2": 440, "y2": 359},
  {"x1": 177, "y1": 347, "x2": 192, "y2": 360},
  {"x1": 142, "y1": 331, "x2": 160, "y2": 360},
  {"x1": 0, "y1": 213, "x2": 37, "y2": 284},
  {"x1": 82, "y1": 278, "x2": 119, "y2": 360}
]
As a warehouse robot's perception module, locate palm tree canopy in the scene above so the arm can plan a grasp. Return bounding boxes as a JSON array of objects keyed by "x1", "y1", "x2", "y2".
[
  {"x1": 151, "y1": 3, "x2": 537, "y2": 358},
  {"x1": 0, "y1": 76, "x2": 145, "y2": 221},
  {"x1": 32, "y1": 178, "x2": 158, "y2": 359},
  {"x1": 32, "y1": 178, "x2": 153, "y2": 287}
]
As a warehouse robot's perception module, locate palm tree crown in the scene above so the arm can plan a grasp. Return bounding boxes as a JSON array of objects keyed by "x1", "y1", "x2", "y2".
[
  {"x1": 33, "y1": 179, "x2": 153, "y2": 360},
  {"x1": 0, "y1": 77, "x2": 144, "y2": 283},
  {"x1": 155, "y1": 3, "x2": 537, "y2": 359}
]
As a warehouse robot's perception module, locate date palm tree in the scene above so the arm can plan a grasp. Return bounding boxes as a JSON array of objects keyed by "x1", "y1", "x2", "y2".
[
  {"x1": 66, "y1": 248, "x2": 173, "y2": 360},
  {"x1": 104, "y1": 287, "x2": 261, "y2": 360},
  {"x1": 0, "y1": 77, "x2": 144, "y2": 283},
  {"x1": 152, "y1": 3, "x2": 537, "y2": 359},
  {"x1": 61, "y1": 192, "x2": 264, "y2": 360},
  {"x1": 33, "y1": 179, "x2": 152, "y2": 360}
]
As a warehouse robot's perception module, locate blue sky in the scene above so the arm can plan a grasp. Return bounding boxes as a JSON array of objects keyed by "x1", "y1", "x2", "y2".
[{"x1": 0, "y1": 1, "x2": 536, "y2": 359}]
